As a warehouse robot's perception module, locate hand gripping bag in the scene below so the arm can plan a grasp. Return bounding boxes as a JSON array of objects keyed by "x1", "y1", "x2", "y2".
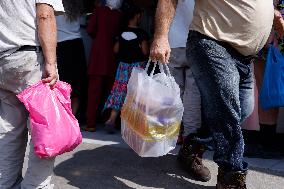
[
  {"x1": 260, "y1": 45, "x2": 284, "y2": 110},
  {"x1": 121, "y1": 62, "x2": 184, "y2": 157},
  {"x1": 17, "y1": 81, "x2": 82, "y2": 158}
]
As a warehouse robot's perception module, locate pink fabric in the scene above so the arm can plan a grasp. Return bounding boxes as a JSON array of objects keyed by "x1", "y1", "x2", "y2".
[{"x1": 17, "y1": 81, "x2": 82, "y2": 158}]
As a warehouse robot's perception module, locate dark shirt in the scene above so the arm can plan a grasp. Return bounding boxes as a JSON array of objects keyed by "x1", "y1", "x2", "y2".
[{"x1": 117, "y1": 27, "x2": 149, "y2": 63}]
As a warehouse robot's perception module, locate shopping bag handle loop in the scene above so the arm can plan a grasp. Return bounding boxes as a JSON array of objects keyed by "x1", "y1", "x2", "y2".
[
  {"x1": 159, "y1": 62, "x2": 173, "y2": 78},
  {"x1": 145, "y1": 59, "x2": 151, "y2": 72},
  {"x1": 145, "y1": 59, "x2": 158, "y2": 78},
  {"x1": 146, "y1": 59, "x2": 178, "y2": 90},
  {"x1": 146, "y1": 59, "x2": 173, "y2": 79}
]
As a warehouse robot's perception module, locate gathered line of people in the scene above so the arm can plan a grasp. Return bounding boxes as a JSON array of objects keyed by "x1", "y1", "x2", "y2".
[{"x1": 1, "y1": 0, "x2": 284, "y2": 188}]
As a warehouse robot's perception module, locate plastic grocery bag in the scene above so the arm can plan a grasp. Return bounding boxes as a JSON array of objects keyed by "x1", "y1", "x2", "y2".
[
  {"x1": 17, "y1": 81, "x2": 82, "y2": 158},
  {"x1": 260, "y1": 45, "x2": 284, "y2": 110},
  {"x1": 121, "y1": 62, "x2": 184, "y2": 157}
]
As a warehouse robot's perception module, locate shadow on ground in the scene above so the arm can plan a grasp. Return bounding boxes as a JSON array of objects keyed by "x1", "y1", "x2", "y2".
[{"x1": 54, "y1": 145, "x2": 215, "y2": 189}]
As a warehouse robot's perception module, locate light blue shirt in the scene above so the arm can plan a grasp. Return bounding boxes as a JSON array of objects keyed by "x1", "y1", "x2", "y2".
[{"x1": 169, "y1": 0, "x2": 195, "y2": 48}]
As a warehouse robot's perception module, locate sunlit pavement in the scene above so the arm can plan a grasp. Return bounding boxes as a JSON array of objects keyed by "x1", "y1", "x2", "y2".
[{"x1": 24, "y1": 126, "x2": 284, "y2": 189}]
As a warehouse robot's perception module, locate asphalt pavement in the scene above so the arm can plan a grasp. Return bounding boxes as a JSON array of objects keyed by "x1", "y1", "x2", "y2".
[{"x1": 24, "y1": 127, "x2": 284, "y2": 189}]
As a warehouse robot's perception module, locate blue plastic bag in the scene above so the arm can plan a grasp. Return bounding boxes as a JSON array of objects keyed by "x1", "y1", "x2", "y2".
[{"x1": 260, "y1": 45, "x2": 284, "y2": 110}]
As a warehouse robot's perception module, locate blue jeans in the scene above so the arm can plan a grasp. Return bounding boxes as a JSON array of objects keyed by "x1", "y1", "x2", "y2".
[{"x1": 186, "y1": 31, "x2": 254, "y2": 171}]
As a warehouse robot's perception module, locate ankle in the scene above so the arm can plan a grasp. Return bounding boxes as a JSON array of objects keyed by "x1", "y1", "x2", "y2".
[{"x1": 105, "y1": 119, "x2": 115, "y2": 125}]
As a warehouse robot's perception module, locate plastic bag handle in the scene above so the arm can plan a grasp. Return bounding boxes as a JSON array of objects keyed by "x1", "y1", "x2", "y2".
[
  {"x1": 159, "y1": 62, "x2": 177, "y2": 90},
  {"x1": 159, "y1": 62, "x2": 173, "y2": 78},
  {"x1": 145, "y1": 60, "x2": 158, "y2": 78},
  {"x1": 150, "y1": 62, "x2": 158, "y2": 77},
  {"x1": 159, "y1": 62, "x2": 165, "y2": 74},
  {"x1": 145, "y1": 59, "x2": 151, "y2": 72},
  {"x1": 146, "y1": 60, "x2": 173, "y2": 79}
]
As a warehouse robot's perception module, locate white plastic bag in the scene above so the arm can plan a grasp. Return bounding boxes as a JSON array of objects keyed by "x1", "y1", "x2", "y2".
[{"x1": 121, "y1": 61, "x2": 184, "y2": 157}]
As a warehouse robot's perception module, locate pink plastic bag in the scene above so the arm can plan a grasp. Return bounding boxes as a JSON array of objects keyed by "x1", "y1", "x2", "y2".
[{"x1": 17, "y1": 81, "x2": 82, "y2": 158}]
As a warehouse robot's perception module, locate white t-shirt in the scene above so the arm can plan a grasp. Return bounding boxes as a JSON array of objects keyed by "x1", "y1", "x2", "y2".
[
  {"x1": 56, "y1": 15, "x2": 82, "y2": 43},
  {"x1": 0, "y1": 0, "x2": 64, "y2": 57},
  {"x1": 169, "y1": 0, "x2": 195, "y2": 48}
]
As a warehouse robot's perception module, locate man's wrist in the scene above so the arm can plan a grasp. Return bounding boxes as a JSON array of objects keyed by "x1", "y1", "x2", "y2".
[
  {"x1": 153, "y1": 34, "x2": 168, "y2": 41},
  {"x1": 44, "y1": 60, "x2": 56, "y2": 65}
]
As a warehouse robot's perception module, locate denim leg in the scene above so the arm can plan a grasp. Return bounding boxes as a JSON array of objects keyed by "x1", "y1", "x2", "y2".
[
  {"x1": 186, "y1": 31, "x2": 251, "y2": 171},
  {"x1": 237, "y1": 63, "x2": 254, "y2": 123}
]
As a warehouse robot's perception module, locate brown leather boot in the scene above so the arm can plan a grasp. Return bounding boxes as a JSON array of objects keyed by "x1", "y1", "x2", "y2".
[
  {"x1": 177, "y1": 143, "x2": 211, "y2": 182},
  {"x1": 216, "y1": 168, "x2": 247, "y2": 189}
]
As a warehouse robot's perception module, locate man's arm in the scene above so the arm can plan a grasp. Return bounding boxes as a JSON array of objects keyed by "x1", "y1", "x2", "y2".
[
  {"x1": 36, "y1": 3, "x2": 58, "y2": 87},
  {"x1": 150, "y1": 0, "x2": 178, "y2": 63}
]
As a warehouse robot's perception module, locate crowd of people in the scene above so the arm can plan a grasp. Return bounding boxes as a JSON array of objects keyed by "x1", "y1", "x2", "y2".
[{"x1": 1, "y1": 0, "x2": 284, "y2": 188}]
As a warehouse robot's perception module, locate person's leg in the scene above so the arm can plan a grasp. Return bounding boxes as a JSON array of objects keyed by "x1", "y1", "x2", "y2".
[
  {"x1": 71, "y1": 39, "x2": 88, "y2": 116},
  {"x1": 104, "y1": 62, "x2": 142, "y2": 133},
  {"x1": 236, "y1": 60, "x2": 255, "y2": 160},
  {"x1": 104, "y1": 77, "x2": 119, "y2": 134},
  {"x1": 105, "y1": 109, "x2": 119, "y2": 125},
  {"x1": 70, "y1": 39, "x2": 88, "y2": 122},
  {"x1": 238, "y1": 62, "x2": 254, "y2": 124},
  {"x1": 187, "y1": 31, "x2": 249, "y2": 187},
  {"x1": 22, "y1": 52, "x2": 56, "y2": 189},
  {"x1": 169, "y1": 48, "x2": 208, "y2": 181},
  {"x1": 188, "y1": 32, "x2": 247, "y2": 171},
  {"x1": 172, "y1": 47, "x2": 204, "y2": 179},
  {"x1": 169, "y1": 48, "x2": 186, "y2": 144},
  {"x1": 254, "y1": 58, "x2": 280, "y2": 158},
  {"x1": 57, "y1": 39, "x2": 88, "y2": 117},
  {"x1": 178, "y1": 67, "x2": 204, "y2": 173},
  {"x1": 183, "y1": 68, "x2": 202, "y2": 135},
  {"x1": 57, "y1": 40, "x2": 78, "y2": 115},
  {"x1": 169, "y1": 48, "x2": 202, "y2": 136},
  {"x1": 71, "y1": 97, "x2": 80, "y2": 115},
  {"x1": 169, "y1": 48, "x2": 186, "y2": 98},
  {"x1": 242, "y1": 77, "x2": 263, "y2": 158},
  {"x1": 103, "y1": 65, "x2": 123, "y2": 133},
  {"x1": 0, "y1": 90, "x2": 28, "y2": 189},
  {"x1": 0, "y1": 51, "x2": 55, "y2": 189},
  {"x1": 86, "y1": 76, "x2": 103, "y2": 131},
  {"x1": 21, "y1": 142, "x2": 55, "y2": 189},
  {"x1": 254, "y1": 58, "x2": 279, "y2": 125}
]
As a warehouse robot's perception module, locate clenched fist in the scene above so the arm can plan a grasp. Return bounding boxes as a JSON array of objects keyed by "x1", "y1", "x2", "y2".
[{"x1": 150, "y1": 37, "x2": 171, "y2": 64}]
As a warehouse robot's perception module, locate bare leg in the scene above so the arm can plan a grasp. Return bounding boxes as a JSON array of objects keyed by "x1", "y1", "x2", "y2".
[
  {"x1": 71, "y1": 97, "x2": 80, "y2": 115},
  {"x1": 105, "y1": 109, "x2": 119, "y2": 134},
  {"x1": 105, "y1": 109, "x2": 119, "y2": 126}
]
